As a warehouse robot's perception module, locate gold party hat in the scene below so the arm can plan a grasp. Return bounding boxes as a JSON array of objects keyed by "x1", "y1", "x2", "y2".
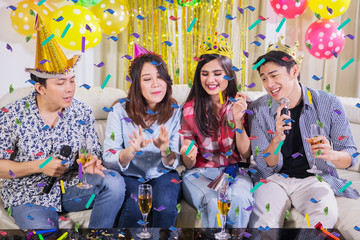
[
  {"x1": 25, "y1": 15, "x2": 80, "y2": 78},
  {"x1": 198, "y1": 32, "x2": 233, "y2": 60},
  {"x1": 266, "y1": 35, "x2": 303, "y2": 67}
]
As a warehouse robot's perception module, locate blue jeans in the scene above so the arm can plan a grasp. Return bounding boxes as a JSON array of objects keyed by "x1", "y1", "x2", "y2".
[
  {"x1": 182, "y1": 167, "x2": 254, "y2": 228},
  {"x1": 117, "y1": 171, "x2": 181, "y2": 228},
  {"x1": 11, "y1": 170, "x2": 125, "y2": 229}
]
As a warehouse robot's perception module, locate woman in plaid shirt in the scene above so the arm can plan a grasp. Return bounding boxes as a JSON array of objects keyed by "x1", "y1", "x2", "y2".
[{"x1": 180, "y1": 33, "x2": 254, "y2": 228}]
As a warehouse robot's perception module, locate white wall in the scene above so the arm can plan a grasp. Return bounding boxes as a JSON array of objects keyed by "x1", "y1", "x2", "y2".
[{"x1": 0, "y1": 1, "x2": 94, "y2": 100}]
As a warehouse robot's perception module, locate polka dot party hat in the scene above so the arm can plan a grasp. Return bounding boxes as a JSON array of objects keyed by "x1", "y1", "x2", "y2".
[
  {"x1": 25, "y1": 15, "x2": 80, "y2": 79},
  {"x1": 266, "y1": 35, "x2": 304, "y2": 68}
]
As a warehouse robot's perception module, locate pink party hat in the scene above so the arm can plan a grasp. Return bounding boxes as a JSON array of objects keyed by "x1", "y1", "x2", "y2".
[{"x1": 134, "y1": 43, "x2": 150, "y2": 59}]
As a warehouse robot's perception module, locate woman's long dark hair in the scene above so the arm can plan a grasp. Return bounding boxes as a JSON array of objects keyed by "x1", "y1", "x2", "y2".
[
  {"x1": 120, "y1": 53, "x2": 176, "y2": 128},
  {"x1": 185, "y1": 54, "x2": 238, "y2": 137}
]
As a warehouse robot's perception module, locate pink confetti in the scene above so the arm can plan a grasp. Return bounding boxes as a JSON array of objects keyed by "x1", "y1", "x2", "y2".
[
  {"x1": 130, "y1": 192, "x2": 137, "y2": 202},
  {"x1": 171, "y1": 178, "x2": 182, "y2": 184},
  {"x1": 267, "y1": 129, "x2": 275, "y2": 134},
  {"x1": 106, "y1": 149, "x2": 117, "y2": 154},
  {"x1": 169, "y1": 16, "x2": 180, "y2": 21},
  {"x1": 178, "y1": 129, "x2": 186, "y2": 135},
  {"x1": 282, "y1": 56, "x2": 293, "y2": 62},
  {"x1": 193, "y1": 56, "x2": 204, "y2": 62},
  {"x1": 260, "y1": 178, "x2": 271, "y2": 183},
  {"x1": 59, "y1": 216, "x2": 70, "y2": 221},
  {"x1": 337, "y1": 135, "x2": 348, "y2": 141},
  {"x1": 0, "y1": 231, "x2": 7, "y2": 236},
  {"x1": 33, "y1": 151, "x2": 44, "y2": 156},
  {"x1": 3, "y1": 149, "x2": 14, "y2": 154},
  {"x1": 249, "y1": 136, "x2": 259, "y2": 141},
  {"x1": 258, "y1": 16, "x2": 269, "y2": 21},
  {"x1": 1, "y1": 107, "x2": 9, "y2": 113}
]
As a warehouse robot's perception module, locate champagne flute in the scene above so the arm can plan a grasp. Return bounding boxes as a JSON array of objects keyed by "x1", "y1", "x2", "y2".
[
  {"x1": 77, "y1": 141, "x2": 93, "y2": 189},
  {"x1": 137, "y1": 184, "x2": 152, "y2": 239},
  {"x1": 215, "y1": 178, "x2": 231, "y2": 240},
  {"x1": 307, "y1": 124, "x2": 323, "y2": 174}
]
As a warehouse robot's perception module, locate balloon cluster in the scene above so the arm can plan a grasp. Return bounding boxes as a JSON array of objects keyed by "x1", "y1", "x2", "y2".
[
  {"x1": 269, "y1": 0, "x2": 351, "y2": 59},
  {"x1": 9, "y1": 0, "x2": 130, "y2": 51}
]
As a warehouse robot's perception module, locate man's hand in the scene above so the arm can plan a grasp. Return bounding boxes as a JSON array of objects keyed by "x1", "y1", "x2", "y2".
[
  {"x1": 77, "y1": 155, "x2": 106, "y2": 177},
  {"x1": 306, "y1": 136, "x2": 335, "y2": 162},
  {"x1": 274, "y1": 103, "x2": 292, "y2": 142},
  {"x1": 40, "y1": 157, "x2": 68, "y2": 177}
]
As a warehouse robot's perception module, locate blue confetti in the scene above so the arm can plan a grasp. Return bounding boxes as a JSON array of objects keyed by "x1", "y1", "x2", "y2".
[
  {"x1": 220, "y1": 32, "x2": 229, "y2": 38},
  {"x1": 79, "y1": 84, "x2": 91, "y2": 89},
  {"x1": 223, "y1": 75, "x2": 234, "y2": 81},
  {"x1": 229, "y1": 97, "x2": 240, "y2": 103},
  {"x1": 245, "y1": 82, "x2": 256, "y2": 88},
  {"x1": 105, "y1": 172, "x2": 116, "y2": 177},
  {"x1": 125, "y1": 75, "x2": 132, "y2": 83},
  {"x1": 129, "y1": 33, "x2": 140, "y2": 38},
  {"x1": 162, "y1": 41, "x2": 173, "y2": 46},
  {"x1": 354, "y1": 226, "x2": 360, "y2": 231},
  {"x1": 7, "y1": 5, "x2": 17, "y2": 11},
  {"x1": 245, "y1": 5, "x2": 256, "y2": 11},
  {"x1": 144, "y1": 128, "x2": 154, "y2": 134},
  {"x1": 137, "y1": 178, "x2": 149, "y2": 183},
  {"x1": 258, "y1": 226, "x2": 271, "y2": 231},
  {"x1": 232, "y1": 128, "x2": 243, "y2": 134},
  {"x1": 165, "y1": 0, "x2": 174, "y2": 3},
  {"x1": 136, "y1": 14, "x2": 148, "y2": 20},
  {"x1": 310, "y1": 198, "x2": 321, "y2": 203},
  {"x1": 283, "y1": 119, "x2": 295, "y2": 124},
  {"x1": 121, "y1": 117, "x2": 132, "y2": 122},
  {"x1": 27, "y1": 215, "x2": 36, "y2": 220},
  {"x1": 26, "y1": 203, "x2": 34, "y2": 207},
  {"x1": 291, "y1": 152, "x2": 303, "y2": 159},
  {"x1": 226, "y1": 220, "x2": 238, "y2": 224},
  {"x1": 25, "y1": 79, "x2": 36, "y2": 85},
  {"x1": 312, "y1": 75, "x2": 323, "y2": 81},
  {"x1": 255, "y1": 34, "x2": 266, "y2": 40},
  {"x1": 333, "y1": 109, "x2": 342, "y2": 115},
  {"x1": 278, "y1": 173, "x2": 289, "y2": 178},
  {"x1": 221, "y1": 150, "x2": 233, "y2": 157},
  {"x1": 225, "y1": 14, "x2": 236, "y2": 20},
  {"x1": 102, "y1": 107, "x2": 114, "y2": 112},
  {"x1": 355, "y1": 103, "x2": 360, "y2": 108},
  {"x1": 146, "y1": 110, "x2": 158, "y2": 115},
  {"x1": 61, "y1": 160, "x2": 68, "y2": 165},
  {"x1": 171, "y1": 103, "x2": 183, "y2": 109},
  {"x1": 263, "y1": 152, "x2": 271, "y2": 158},
  {"x1": 345, "y1": 34, "x2": 355, "y2": 40},
  {"x1": 251, "y1": 41, "x2": 261, "y2": 46},
  {"x1": 231, "y1": 66, "x2": 242, "y2": 72},
  {"x1": 169, "y1": 226, "x2": 180, "y2": 232},
  {"x1": 104, "y1": 9, "x2": 115, "y2": 14},
  {"x1": 118, "y1": 98, "x2": 130, "y2": 103},
  {"x1": 151, "y1": 60, "x2": 162, "y2": 66},
  {"x1": 107, "y1": 36, "x2": 118, "y2": 42},
  {"x1": 72, "y1": 198, "x2": 82, "y2": 202},
  {"x1": 203, "y1": 153, "x2": 214, "y2": 158},
  {"x1": 38, "y1": 125, "x2": 50, "y2": 130},
  {"x1": 77, "y1": 120, "x2": 88, "y2": 125},
  {"x1": 132, "y1": 150, "x2": 144, "y2": 155},
  {"x1": 53, "y1": 16, "x2": 64, "y2": 22},
  {"x1": 243, "y1": 50, "x2": 249, "y2": 58},
  {"x1": 155, "y1": 6, "x2": 167, "y2": 11},
  {"x1": 246, "y1": 169, "x2": 257, "y2": 174},
  {"x1": 94, "y1": 62, "x2": 105, "y2": 67},
  {"x1": 326, "y1": 6, "x2": 333, "y2": 15},
  {"x1": 137, "y1": 220, "x2": 148, "y2": 225},
  {"x1": 121, "y1": 55, "x2": 132, "y2": 60},
  {"x1": 352, "y1": 152, "x2": 359, "y2": 158},
  {"x1": 159, "y1": 169, "x2": 170, "y2": 173},
  {"x1": 238, "y1": 6, "x2": 244, "y2": 14},
  {"x1": 192, "y1": 173, "x2": 200, "y2": 178},
  {"x1": 332, "y1": 49, "x2": 338, "y2": 58},
  {"x1": 243, "y1": 109, "x2": 254, "y2": 115}
]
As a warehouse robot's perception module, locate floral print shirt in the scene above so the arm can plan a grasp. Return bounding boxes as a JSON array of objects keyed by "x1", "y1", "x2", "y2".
[{"x1": 0, "y1": 90, "x2": 102, "y2": 211}]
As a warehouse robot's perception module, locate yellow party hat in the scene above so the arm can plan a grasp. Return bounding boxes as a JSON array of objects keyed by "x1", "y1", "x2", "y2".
[
  {"x1": 266, "y1": 35, "x2": 303, "y2": 67},
  {"x1": 198, "y1": 32, "x2": 233, "y2": 60},
  {"x1": 25, "y1": 15, "x2": 80, "y2": 78}
]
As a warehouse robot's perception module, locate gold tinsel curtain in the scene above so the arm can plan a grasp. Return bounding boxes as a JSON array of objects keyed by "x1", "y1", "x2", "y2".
[{"x1": 94, "y1": 0, "x2": 250, "y2": 91}]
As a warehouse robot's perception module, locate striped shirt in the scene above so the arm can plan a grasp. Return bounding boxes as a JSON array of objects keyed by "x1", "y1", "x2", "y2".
[
  {"x1": 248, "y1": 83, "x2": 359, "y2": 199},
  {"x1": 181, "y1": 99, "x2": 247, "y2": 168}
]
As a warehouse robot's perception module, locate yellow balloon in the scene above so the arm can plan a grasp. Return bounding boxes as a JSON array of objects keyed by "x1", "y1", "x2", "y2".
[
  {"x1": 50, "y1": 5, "x2": 102, "y2": 51},
  {"x1": 308, "y1": 0, "x2": 351, "y2": 19},
  {"x1": 10, "y1": 0, "x2": 51, "y2": 37},
  {"x1": 91, "y1": 0, "x2": 130, "y2": 35}
]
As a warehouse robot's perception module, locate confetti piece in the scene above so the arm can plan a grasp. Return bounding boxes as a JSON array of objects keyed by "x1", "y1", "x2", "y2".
[
  {"x1": 39, "y1": 59, "x2": 49, "y2": 65},
  {"x1": 125, "y1": 75, "x2": 132, "y2": 83},
  {"x1": 38, "y1": 0, "x2": 47, "y2": 6},
  {"x1": 176, "y1": 203, "x2": 181, "y2": 213},
  {"x1": 354, "y1": 226, "x2": 360, "y2": 231},
  {"x1": 306, "y1": 41, "x2": 312, "y2": 50},
  {"x1": 53, "y1": 16, "x2": 64, "y2": 22},
  {"x1": 255, "y1": 146, "x2": 260, "y2": 156},
  {"x1": 265, "y1": 203, "x2": 270, "y2": 212},
  {"x1": 232, "y1": 128, "x2": 243, "y2": 134},
  {"x1": 108, "y1": 36, "x2": 118, "y2": 42},
  {"x1": 317, "y1": 119, "x2": 324, "y2": 128},
  {"x1": 276, "y1": 18, "x2": 286, "y2": 32},
  {"x1": 110, "y1": 132, "x2": 115, "y2": 141},
  {"x1": 326, "y1": 6, "x2": 333, "y2": 14},
  {"x1": 129, "y1": 33, "x2": 140, "y2": 39},
  {"x1": 27, "y1": 215, "x2": 36, "y2": 220},
  {"x1": 243, "y1": 206, "x2": 253, "y2": 211},
  {"x1": 339, "y1": 181, "x2": 352, "y2": 193},
  {"x1": 15, "y1": 118, "x2": 22, "y2": 126},
  {"x1": 274, "y1": 140, "x2": 284, "y2": 155},
  {"x1": 78, "y1": 162, "x2": 82, "y2": 179},
  {"x1": 219, "y1": 91, "x2": 223, "y2": 104},
  {"x1": 253, "y1": 58, "x2": 265, "y2": 70},
  {"x1": 341, "y1": 58, "x2": 354, "y2": 70},
  {"x1": 291, "y1": 152, "x2": 303, "y2": 159},
  {"x1": 118, "y1": 98, "x2": 129, "y2": 103},
  {"x1": 284, "y1": 119, "x2": 295, "y2": 124},
  {"x1": 326, "y1": 84, "x2": 330, "y2": 93},
  {"x1": 60, "y1": 180, "x2": 65, "y2": 194},
  {"x1": 241, "y1": 232, "x2": 252, "y2": 238},
  {"x1": 263, "y1": 152, "x2": 271, "y2": 158},
  {"x1": 220, "y1": 32, "x2": 229, "y2": 38},
  {"x1": 195, "y1": 210, "x2": 201, "y2": 220},
  {"x1": 136, "y1": 14, "x2": 148, "y2": 20},
  {"x1": 169, "y1": 16, "x2": 180, "y2": 21},
  {"x1": 221, "y1": 150, "x2": 233, "y2": 157},
  {"x1": 101, "y1": 74, "x2": 111, "y2": 90},
  {"x1": 356, "y1": 104, "x2": 360, "y2": 108},
  {"x1": 247, "y1": 169, "x2": 258, "y2": 174},
  {"x1": 61, "y1": 24, "x2": 71, "y2": 38},
  {"x1": 203, "y1": 153, "x2": 214, "y2": 158},
  {"x1": 312, "y1": 75, "x2": 323, "y2": 81},
  {"x1": 229, "y1": 97, "x2": 239, "y2": 103},
  {"x1": 337, "y1": 135, "x2": 348, "y2": 141},
  {"x1": 324, "y1": 206, "x2": 328, "y2": 216},
  {"x1": 7, "y1": 5, "x2": 17, "y2": 11},
  {"x1": 248, "y1": 19, "x2": 262, "y2": 31},
  {"x1": 162, "y1": 41, "x2": 173, "y2": 46},
  {"x1": 39, "y1": 157, "x2": 53, "y2": 169},
  {"x1": 259, "y1": 226, "x2": 271, "y2": 231},
  {"x1": 48, "y1": 218, "x2": 54, "y2": 227},
  {"x1": 75, "y1": 222, "x2": 79, "y2": 232},
  {"x1": 246, "y1": 82, "x2": 256, "y2": 88},
  {"x1": 77, "y1": 120, "x2": 88, "y2": 125},
  {"x1": 57, "y1": 232, "x2": 68, "y2": 240},
  {"x1": 137, "y1": 220, "x2": 148, "y2": 226},
  {"x1": 255, "y1": 34, "x2": 266, "y2": 40},
  {"x1": 238, "y1": 6, "x2": 244, "y2": 14},
  {"x1": 86, "y1": 193, "x2": 96, "y2": 209},
  {"x1": 37, "y1": 182, "x2": 48, "y2": 187},
  {"x1": 166, "y1": 146, "x2": 171, "y2": 156},
  {"x1": 315, "y1": 150, "x2": 322, "y2": 158},
  {"x1": 251, "y1": 41, "x2": 261, "y2": 46},
  {"x1": 187, "y1": 18, "x2": 197, "y2": 33},
  {"x1": 305, "y1": 213, "x2": 310, "y2": 227},
  {"x1": 6, "y1": 44, "x2": 13, "y2": 52},
  {"x1": 25, "y1": 101, "x2": 30, "y2": 111},
  {"x1": 245, "y1": 5, "x2": 256, "y2": 11},
  {"x1": 102, "y1": 107, "x2": 114, "y2": 112},
  {"x1": 258, "y1": 16, "x2": 269, "y2": 21},
  {"x1": 8, "y1": 170, "x2": 15, "y2": 179},
  {"x1": 250, "y1": 182, "x2": 264, "y2": 193},
  {"x1": 193, "y1": 56, "x2": 204, "y2": 62},
  {"x1": 130, "y1": 193, "x2": 137, "y2": 202},
  {"x1": 267, "y1": 129, "x2": 275, "y2": 134},
  {"x1": 243, "y1": 50, "x2": 249, "y2": 58},
  {"x1": 104, "y1": 8, "x2": 115, "y2": 14},
  {"x1": 25, "y1": 34, "x2": 32, "y2": 42},
  {"x1": 154, "y1": 205, "x2": 166, "y2": 212},
  {"x1": 155, "y1": 6, "x2": 166, "y2": 11},
  {"x1": 151, "y1": 60, "x2": 162, "y2": 66},
  {"x1": 217, "y1": 213, "x2": 221, "y2": 227},
  {"x1": 25, "y1": 79, "x2": 36, "y2": 85},
  {"x1": 121, "y1": 117, "x2": 132, "y2": 122},
  {"x1": 307, "y1": 90, "x2": 312, "y2": 104},
  {"x1": 285, "y1": 210, "x2": 290, "y2": 220},
  {"x1": 331, "y1": 49, "x2": 338, "y2": 58},
  {"x1": 338, "y1": 18, "x2": 351, "y2": 30},
  {"x1": 79, "y1": 84, "x2": 91, "y2": 90},
  {"x1": 231, "y1": 66, "x2": 241, "y2": 72},
  {"x1": 171, "y1": 178, "x2": 181, "y2": 184},
  {"x1": 171, "y1": 103, "x2": 182, "y2": 109},
  {"x1": 333, "y1": 109, "x2": 342, "y2": 115},
  {"x1": 85, "y1": 24, "x2": 92, "y2": 33},
  {"x1": 227, "y1": 120, "x2": 235, "y2": 129},
  {"x1": 185, "y1": 140, "x2": 195, "y2": 156},
  {"x1": 225, "y1": 14, "x2": 236, "y2": 20},
  {"x1": 132, "y1": 150, "x2": 144, "y2": 155},
  {"x1": 146, "y1": 110, "x2": 158, "y2": 115},
  {"x1": 310, "y1": 198, "x2": 321, "y2": 203},
  {"x1": 345, "y1": 34, "x2": 355, "y2": 40},
  {"x1": 315, "y1": 11, "x2": 321, "y2": 20}
]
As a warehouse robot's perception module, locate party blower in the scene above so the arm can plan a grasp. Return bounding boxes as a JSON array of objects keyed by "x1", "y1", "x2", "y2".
[{"x1": 314, "y1": 222, "x2": 340, "y2": 240}]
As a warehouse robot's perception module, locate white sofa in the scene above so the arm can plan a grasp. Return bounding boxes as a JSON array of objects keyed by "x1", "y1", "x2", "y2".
[{"x1": 0, "y1": 85, "x2": 359, "y2": 239}]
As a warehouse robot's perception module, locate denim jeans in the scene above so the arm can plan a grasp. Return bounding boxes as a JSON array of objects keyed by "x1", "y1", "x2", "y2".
[
  {"x1": 117, "y1": 171, "x2": 181, "y2": 228},
  {"x1": 11, "y1": 170, "x2": 125, "y2": 229},
  {"x1": 182, "y1": 167, "x2": 254, "y2": 228}
]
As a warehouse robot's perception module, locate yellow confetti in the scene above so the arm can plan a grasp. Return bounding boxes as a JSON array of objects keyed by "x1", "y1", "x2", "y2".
[
  {"x1": 60, "y1": 180, "x2": 65, "y2": 194},
  {"x1": 217, "y1": 213, "x2": 222, "y2": 227},
  {"x1": 219, "y1": 91, "x2": 223, "y2": 104},
  {"x1": 305, "y1": 213, "x2": 310, "y2": 227},
  {"x1": 307, "y1": 90, "x2": 312, "y2": 104},
  {"x1": 57, "y1": 232, "x2": 68, "y2": 240}
]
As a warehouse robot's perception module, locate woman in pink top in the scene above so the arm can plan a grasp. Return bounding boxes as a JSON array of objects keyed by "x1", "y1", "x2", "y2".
[{"x1": 179, "y1": 33, "x2": 254, "y2": 228}]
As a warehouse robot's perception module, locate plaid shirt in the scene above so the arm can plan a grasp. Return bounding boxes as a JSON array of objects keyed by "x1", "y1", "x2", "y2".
[
  {"x1": 248, "y1": 83, "x2": 359, "y2": 199},
  {"x1": 181, "y1": 99, "x2": 247, "y2": 168}
]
